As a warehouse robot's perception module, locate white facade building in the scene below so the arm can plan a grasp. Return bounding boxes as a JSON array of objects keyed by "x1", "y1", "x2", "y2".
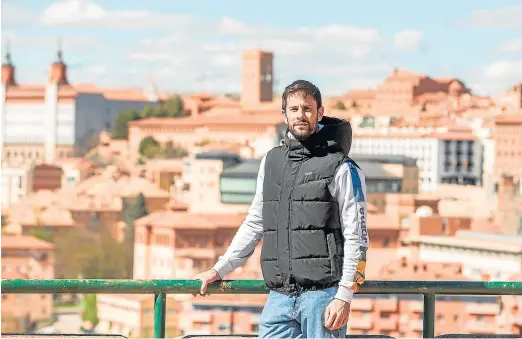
[
  {"x1": 351, "y1": 127, "x2": 483, "y2": 192},
  {"x1": 400, "y1": 231, "x2": 522, "y2": 281},
  {"x1": 1, "y1": 50, "x2": 160, "y2": 164},
  {"x1": 1, "y1": 162, "x2": 34, "y2": 208}
]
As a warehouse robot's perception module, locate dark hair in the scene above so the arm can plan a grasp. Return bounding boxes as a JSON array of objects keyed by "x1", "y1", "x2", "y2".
[{"x1": 281, "y1": 80, "x2": 322, "y2": 112}]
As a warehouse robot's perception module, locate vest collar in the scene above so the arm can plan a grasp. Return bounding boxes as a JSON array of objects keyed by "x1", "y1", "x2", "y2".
[{"x1": 283, "y1": 124, "x2": 330, "y2": 160}]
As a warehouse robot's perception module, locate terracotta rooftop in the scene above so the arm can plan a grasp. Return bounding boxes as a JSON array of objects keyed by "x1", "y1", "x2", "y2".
[
  {"x1": 135, "y1": 211, "x2": 247, "y2": 229},
  {"x1": 404, "y1": 231, "x2": 522, "y2": 253},
  {"x1": 5, "y1": 83, "x2": 159, "y2": 102},
  {"x1": 495, "y1": 114, "x2": 522, "y2": 124},
  {"x1": 380, "y1": 257, "x2": 467, "y2": 281},
  {"x1": 129, "y1": 114, "x2": 284, "y2": 128},
  {"x1": 1, "y1": 235, "x2": 55, "y2": 250},
  {"x1": 342, "y1": 89, "x2": 376, "y2": 100}
]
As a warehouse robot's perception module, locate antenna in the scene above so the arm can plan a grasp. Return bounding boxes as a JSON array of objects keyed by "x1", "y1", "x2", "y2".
[
  {"x1": 3, "y1": 37, "x2": 12, "y2": 65},
  {"x1": 56, "y1": 36, "x2": 63, "y2": 63}
]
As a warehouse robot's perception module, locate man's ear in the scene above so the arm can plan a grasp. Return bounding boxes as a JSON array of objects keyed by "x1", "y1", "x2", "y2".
[
  {"x1": 282, "y1": 110, "x2": 288, "y2": 125},
  {"x1": 318, "y1": 106, "x2": 325, "y2": 121}
]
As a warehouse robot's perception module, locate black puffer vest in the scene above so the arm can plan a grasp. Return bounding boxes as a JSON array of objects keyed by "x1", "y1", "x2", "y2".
[{"x1": 260, "y1": 116, "x2": 358, "y2": 294}]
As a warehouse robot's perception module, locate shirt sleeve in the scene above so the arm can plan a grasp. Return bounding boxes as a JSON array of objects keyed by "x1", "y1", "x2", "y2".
[
  {"x1": 329, "y1": 162, "x2": 369, "y2": 303},
  {"x1": 211, "y1": 155, "x2": 266, "y2": 278}
]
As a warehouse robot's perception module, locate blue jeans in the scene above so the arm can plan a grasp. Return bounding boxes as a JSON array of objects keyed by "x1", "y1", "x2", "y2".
[{"x1": 258, "y1": 287, "x2": 347, "y2": 338}]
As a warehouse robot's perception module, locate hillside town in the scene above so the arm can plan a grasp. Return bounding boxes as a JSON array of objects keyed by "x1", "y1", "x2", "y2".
[{"x1": 1, "y1": 45, "x2": 522, "y2": 338}]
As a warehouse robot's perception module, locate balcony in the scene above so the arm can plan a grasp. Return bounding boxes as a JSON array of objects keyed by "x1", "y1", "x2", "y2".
[{"x1": 2, "y1": 279, "x2": 522, "y2": 338}]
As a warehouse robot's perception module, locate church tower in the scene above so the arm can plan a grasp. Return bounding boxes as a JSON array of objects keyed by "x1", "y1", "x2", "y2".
[{"x1": 241, "y1": 49, "x2": 273, "y2": 107}]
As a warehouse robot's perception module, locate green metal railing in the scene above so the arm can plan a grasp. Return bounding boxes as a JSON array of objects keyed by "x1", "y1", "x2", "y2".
[{"x1": 2, "y1": 279, "x2": 522, "y2": 338}]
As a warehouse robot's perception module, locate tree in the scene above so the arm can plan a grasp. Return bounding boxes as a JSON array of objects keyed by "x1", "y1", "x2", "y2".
[
  {"x1": 139, "y1": 136, "x2": 162, "y2": 159},
  {"x1": 53, "y1": 215, "x2": 127, "y2": 279},
  {"x1": 335, "y1": 101, "x2": 346, "y2": 110},
  {"x1": 164, "y1": 141, "x2": 188, "y2": 159},
  {"x1": 140, "y1": 104, "x2": 158, "y2": 119},
  {"x1": 161, "y1": 94, "x2": 187, "y2": 118},
  {"x1": 140, "y1": 95, "x2": 188, "y2": 118},
  {"x1": 112, "y1": 109, "x2": 140, "y2": 139},
  {"x1": 123, "y1": 193, "x2": 149, "y2": 277},
  {"x1": 81, "y1": 294, "x2": 99, "y2": 330},
  {"x1": 28, "y1": 228, "x2": 54, "y2": 242}
]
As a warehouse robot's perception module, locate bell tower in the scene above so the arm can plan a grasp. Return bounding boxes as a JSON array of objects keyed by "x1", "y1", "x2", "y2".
[
  {"x1": 241, "y1": 49, "x2": 273, "y2": 107},
  {"x1": 49, "y1": 40, "x2": 68, "y2": 85},
  {"x1": 2, "y1": 39, "x2": 16, "y2": 86}
]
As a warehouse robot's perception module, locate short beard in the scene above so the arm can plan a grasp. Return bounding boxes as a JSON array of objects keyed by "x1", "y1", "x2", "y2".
[{"x1": 289, "y1": 124, "x2": 314, "y2": 140}]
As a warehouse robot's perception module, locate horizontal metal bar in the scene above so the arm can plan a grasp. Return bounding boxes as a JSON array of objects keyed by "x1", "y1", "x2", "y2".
[{"x1": 2, "y1": 279, "x2": 522, "y2": 295}]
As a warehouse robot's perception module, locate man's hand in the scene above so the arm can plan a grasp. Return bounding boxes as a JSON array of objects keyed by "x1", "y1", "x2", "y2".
[
  {"x1": 192, "y1": 269, "x2": 221, "y2": 296},
  {"x1": 324, "y1": 298, "x2": 351, "y2": 331}
]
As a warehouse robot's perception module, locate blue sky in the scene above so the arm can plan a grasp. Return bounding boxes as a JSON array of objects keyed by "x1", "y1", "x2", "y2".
[{"x1": 2, "y1": 0, "x2": 522, "y2": 95}]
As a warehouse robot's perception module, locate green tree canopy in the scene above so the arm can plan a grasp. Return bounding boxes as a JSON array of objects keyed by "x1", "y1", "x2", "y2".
[
  {"x1": 335, "y1": 101, "x2": 346, "y2": 110},
  {"x1": 164, "y1": 141, "x2": 189, "y2": 159},
  {"x1": 139, "y1": 136, "x2": 162, "y2": 159},
  {"x1": 54, "y1": 215, "x2": 127, "y2": 279},
  {"x1": 139, "y1": 95, "x2": 188, "y2": 118},
  {"x1": 112, "y1": 109, "x2": 140, "y2": 139},
  {"x1": 140, "y1": 103, "x2": 158, "y2": 119},
  {"x1": 123, "y1": 193, "x2": 149, "y2": 278}
]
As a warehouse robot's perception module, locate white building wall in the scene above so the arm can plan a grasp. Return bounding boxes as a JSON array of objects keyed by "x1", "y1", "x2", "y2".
[
  {"x1": 44, "y1": 84, "x2": 58, "y2": 162},
  {"x1": 418, "y1": 245, "x2": 521, "y2": 281},
  {"x1": 149, "y1": 245, "x2": 175, "y2": 279},
  {"x1": 1, "y1": 163, "x2": 34, "y2": 208},
  {"x1": 351, "y1": 134, "x2": 482, "y2": 191},
  {"x1": 0, "y1": 85, "x2": 6, "y2": 155},
  {"x1": 351, "y1": 135, "x2": 438, "y2": 191},
  {"x1": 133, "y1": 244, "x2": 147, "y2": 279},
  {"x1": 2, "y1": 91, "x2": 155, "y2": 160}
]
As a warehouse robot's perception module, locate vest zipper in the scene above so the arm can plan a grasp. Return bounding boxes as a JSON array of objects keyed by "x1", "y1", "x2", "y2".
[{"x1": 287, "y1": 148, "x2": 304, "y2": 292}]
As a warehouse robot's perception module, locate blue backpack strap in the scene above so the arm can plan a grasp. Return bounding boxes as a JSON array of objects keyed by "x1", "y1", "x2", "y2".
[{"x1": 347, "y1": 161, "x2": 365, "y2": 202}]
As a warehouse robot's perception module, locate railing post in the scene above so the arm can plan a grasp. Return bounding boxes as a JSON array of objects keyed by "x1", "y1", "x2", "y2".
[
  {"x1": 154, "y1": 292, "x2": 166, "y2": 338},
  {"x1": 423, "y1": 293, "x2": 435, "y2": 338}
]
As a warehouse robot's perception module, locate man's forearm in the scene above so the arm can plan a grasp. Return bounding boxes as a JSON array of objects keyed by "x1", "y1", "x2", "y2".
[
  {"x1": 211, "y1": 155, "x2": 266, "y2": 278},
  {"x1": 212, "y1": 215, "x2": 263, "y2": 278},
  {"x1": 331, "y1": 162, "x2": 370, "y2": 303},
  {"x1": 336, "y1": 242, "x2": 367, "y2": 302}
]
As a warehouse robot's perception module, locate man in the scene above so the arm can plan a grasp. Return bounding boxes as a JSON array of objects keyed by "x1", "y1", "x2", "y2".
[{"x1": 194, "y1": 80, "x2": 369, "y2": 338}]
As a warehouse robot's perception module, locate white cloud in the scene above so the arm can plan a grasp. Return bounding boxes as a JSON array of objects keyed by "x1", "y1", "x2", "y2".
[
  {"x1": 472, "y1": 60, "x2": 522, "y2": 95},
  {"x1": 460, "y1": 4, "x2": 522, "y2": 29},
  {"x1": 218, "y1": 17, "x2": 257, "y2": 36},
  {"x1": 499, "y1": 38, "x2": 522, "y2": 53},
  {"x1": 123, "y1": 15, "x2": 389, "y2": 94},
  {"x1": 393, "y1": 30, "x2": 423, "y2": 52},
  {"x1": 83, "y1": 64, "x2": 108, "y2": 75},
  {"x1": 7, "y1": 0, "x2": 391, "y2": 95},
  {"x1": 1, "y1": 31, "x2": 98, "y2": 53},
  {"x1": 40, "y1": 0, "x2": 202, "y2": 31},
  {"x1": 1, "y1": 3, "x2": 37, "y2": 25}
]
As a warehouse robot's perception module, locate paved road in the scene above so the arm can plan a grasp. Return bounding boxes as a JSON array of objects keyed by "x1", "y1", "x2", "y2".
[
  {"x1": 37, "y1": 310, "x2": 82, "y2": 334},
  {"x1": 54, "y1": 311, "x2": 82, "y2": 333}
]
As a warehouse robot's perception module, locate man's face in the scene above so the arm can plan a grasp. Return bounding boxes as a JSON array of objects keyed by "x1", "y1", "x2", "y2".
[{"x1": 283, "y1": 93, "x2": 324, "y2": 140}]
